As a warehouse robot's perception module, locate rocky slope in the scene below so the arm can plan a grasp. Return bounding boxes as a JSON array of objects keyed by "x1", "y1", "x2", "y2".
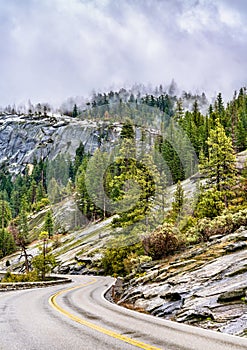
[
  {"x1": 0, "y1": 194, "x2": 247, "y2": 338},
  {"x1": 0, "y1": 197, "x2": 115, "y2": 276},
  {"x1": 116, "y1": 226, "x2": 247, "y2": 337},
  {"x1": 0, "y1": 112, "x2": 246, "y2": 337}
]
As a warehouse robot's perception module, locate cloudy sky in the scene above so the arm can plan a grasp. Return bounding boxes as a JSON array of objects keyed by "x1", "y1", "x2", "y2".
[{"x1": 0, "y1": 0, "x2": 247, "y2": 106}]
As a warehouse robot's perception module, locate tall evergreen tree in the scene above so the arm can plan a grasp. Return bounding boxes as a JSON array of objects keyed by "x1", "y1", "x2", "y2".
[
  {"x1": 72, "y1": 104, "x2": 78, "y2": 118},
  {"x1": 120, "y1": 119, "x2": 135, "y2": 139},
  {"x1": 0, "y1": 228, "x2": 15, "y2": 258},
  {"x1": 44, "y1": 210, "x2": 54, "y2": 238},
  {"x1": 199, "y1": 119, "x2": 237, "y2": 208},
  {"x1": 85, "y1": 149, "x2": 109, "y2": 219},
  {"x1": 0, "y1": 199, "x2": 12, "y2": 229},
  {"x1": 172, "y1": 181, "x2": 184, "y2": 218},
  {"x1": 74, "y1": 142, "x2": 86, "y2": 175}
]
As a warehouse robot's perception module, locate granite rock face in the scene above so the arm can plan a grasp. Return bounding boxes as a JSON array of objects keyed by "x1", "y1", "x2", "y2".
[
  {"x1": 0, "y1": 114, "x2": 122, "y2": 173},
  {"x1": 1, "y1": 114, "x2": 246, "y2": 176},
  {"x1": 117, "y1": 226, "x2": 247, "y2": 337}
]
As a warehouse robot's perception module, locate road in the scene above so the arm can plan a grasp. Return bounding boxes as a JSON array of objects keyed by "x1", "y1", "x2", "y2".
[{"x1": 0, "y1": 275, "x2": 247, "y2": 350}]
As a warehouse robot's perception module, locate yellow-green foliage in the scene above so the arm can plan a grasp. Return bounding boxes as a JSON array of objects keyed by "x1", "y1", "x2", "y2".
[
  {"x1": 2, "y1": 271, "x2": 39, "y2": 282},
  {"x1": 195, "y1": 187, "x2": 225, "y2": 219},
  {"x1": 32, "y1": 198, "x2": 50, "y2": 212},
  {"x1": 187, "y1": 208, "x2": 247, "y2": 242},
  {"x1": 101, "y1": 239, "x2": 144, "y2": 276},
  {"x1": 32, "y1": 253, "x2": 56, "y2": 279},
  {"x1": 123, "y1": 253, "x2": 152, "y2": 275}
]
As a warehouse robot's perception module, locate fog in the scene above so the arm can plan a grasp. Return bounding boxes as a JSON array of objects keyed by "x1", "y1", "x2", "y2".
[{"x1": 0, "y1": 0, "x2": 247, "y2": 105}]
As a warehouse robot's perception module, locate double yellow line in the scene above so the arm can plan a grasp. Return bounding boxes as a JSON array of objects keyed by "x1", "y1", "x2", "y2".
[{"x1": 49, "y1": 279, "x2": 161, "y2": 350}]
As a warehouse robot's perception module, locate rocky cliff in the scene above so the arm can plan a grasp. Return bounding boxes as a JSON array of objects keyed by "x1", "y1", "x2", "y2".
[
  {"x1": 116, "y1": 226, "x2": 247, "y2": 337},
  {"x1": 0, "y1": 113, "x2": 122, "y2": 173}
]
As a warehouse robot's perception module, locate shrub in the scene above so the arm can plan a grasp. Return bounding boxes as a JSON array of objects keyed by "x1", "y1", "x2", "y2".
[
  {"x1": 195, "y1": 188, "x2": 225, "y2": 219},
  {"x1": 186, "y1": 208, "x2": 247, "y2": 242},
  {"x1": 123, "y1": 253, "x2": 152, "y2": 275},
  {"x1": 2, "y1": 271, "x2": 39, "y2": 282},
  {"x1": 32, "y1": 198, "x2": 50, "y2": 212},
  {"x1": 142, "y1": 223, "x2": 180, "y2": 260},
  {"x1": 32, "y1": 253, "x2": 56, "y2": 280},
  {"x1": 101, "y1": 239, "x2": 144, "y2": 276}
]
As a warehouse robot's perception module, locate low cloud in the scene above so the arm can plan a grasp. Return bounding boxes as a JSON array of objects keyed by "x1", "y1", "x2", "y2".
[{"x1": 0, "y1": 0, "x2": 246, "y2": 106}]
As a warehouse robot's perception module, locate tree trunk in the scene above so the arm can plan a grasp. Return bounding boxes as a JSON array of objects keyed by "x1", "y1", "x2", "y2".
[{"x1": 23, "y1": 246, "x2": 29, "y2": 273}]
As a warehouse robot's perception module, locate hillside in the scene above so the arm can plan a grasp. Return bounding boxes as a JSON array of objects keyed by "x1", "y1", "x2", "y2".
[
  {"x1": 0, "y1": 172, "x2": 246, "y2": 338},
  {"x1": 0, "y1": 88, "x2": 247, "y2": 339}
]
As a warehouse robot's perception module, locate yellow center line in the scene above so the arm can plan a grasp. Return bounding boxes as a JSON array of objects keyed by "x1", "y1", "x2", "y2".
[{"x1": 49, "y1": 278, "x2": 161, "y2": 350}]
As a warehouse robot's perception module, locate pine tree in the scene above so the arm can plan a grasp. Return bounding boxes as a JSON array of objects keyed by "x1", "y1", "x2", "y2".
[
  {"x1": 36, "y1": 181, "x2": 46, "y2": 202},
  {"x1": 172, "y1": 181, "x2": 184, "y2": 218},
  {"x1": 0, "y1": 228, "x2": 15, "y2": 258},
  {"x1": 75, "y1": 157, "x2": 95, "y2": 220},
  {"x1": 74, "y1": 142, "x2": 86, "y2": 175},
  {"x1": 72, "y1": 104, "x2": 78, "y2": 118},
  {"x1": 215, "y1": 93, "x2": 226, "y2": 127},
  {"x1": 174, "y1": 98, "x2": 184, "y2": 122},
  {"x1": 199, "y1": 119, "x2": 237, "y2": 209},
  {"x1": 47, "y1": 178, "x2": 61, "y2": 204},
  {"x1": 0, "y1": 199, "x2": 12, "y2": 228},
  {"x1": 44, "y1": 210, "x2": 54, "y2": 238},
  {"x1": 120, "y1": 119, "x2": 135, "y2": 139},
  {"x1": 10, "y1": 196, "x2": 31, "y2": 272},
  {"x1": 85, "y1": 149, "x2": 109, "y2": 219},
  {"x1": 109, "y1": 139, "x2": 159, "y2": 228}
]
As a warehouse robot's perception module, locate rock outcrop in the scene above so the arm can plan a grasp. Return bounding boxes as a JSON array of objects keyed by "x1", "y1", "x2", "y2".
[
  {"x1": 117, "y1": 226, "x2": 247, "y2": 337},
  {"x1": 0, "y1": 113, "x2": 122, "y2": 173}
]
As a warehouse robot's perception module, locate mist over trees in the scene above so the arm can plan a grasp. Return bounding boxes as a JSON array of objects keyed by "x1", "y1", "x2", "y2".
[{"x1": 0, "y1": 84, "x2": 246, "y2": 278}]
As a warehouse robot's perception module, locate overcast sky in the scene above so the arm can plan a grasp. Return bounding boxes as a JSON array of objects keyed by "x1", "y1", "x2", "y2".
[{"x1": 0, "y1": 0, "x2": 247, "y2": 106}]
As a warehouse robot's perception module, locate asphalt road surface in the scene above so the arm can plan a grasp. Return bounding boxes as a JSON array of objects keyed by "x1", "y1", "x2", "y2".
[{"x1": 0, "y1": 275, "x2": 247, "y2": 350}]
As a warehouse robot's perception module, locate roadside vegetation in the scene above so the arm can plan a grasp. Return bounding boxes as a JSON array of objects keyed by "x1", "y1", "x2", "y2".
[{"x1": 0, "y1": 86, "x2": 246, "y2": 280}]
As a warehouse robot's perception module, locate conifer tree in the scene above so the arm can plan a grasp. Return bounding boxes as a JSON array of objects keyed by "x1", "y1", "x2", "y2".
[
  {"x1": 85, "y1": 149, "x2": 109, "y2": 219},
  {"x1": 9, "y1": 196, "x2": 31, "y2": 272},
  {"x1": 47, "y1": 178, "x2": 61, "y2": 204},
  {"x1": 75, "y1": 157, "x2": 95, "y2": 220},
  {"x1": 72, "y1": 104, "x2": 78, "y2": 118},
  {"x1": 0, "y1": 228, "x2": 15, "y2": 258},
  {"x1": 44, "y1": 210, "x2": 54, "y2": 238},
  {"x1": 109, "y1": 139, "x2": 160, "y2": 228},
  {"x1": 74, "y1": 142, "x2": 86, "y2": 175},
  {"x1": 0, "y1": 199, "x2": 12, "y2": 228},
  {"x1": 199, "y1": 119, "x2": 237, "y2": 211},
  {"x1": 172, "y1": 181, "x2": 184, "y2": 219},
  {"x1": 174, "y1": 98, "x2": 184, "y2": 122},
  {"x1": 120, "y1": 119, "x2": 135, "y2": 139}
]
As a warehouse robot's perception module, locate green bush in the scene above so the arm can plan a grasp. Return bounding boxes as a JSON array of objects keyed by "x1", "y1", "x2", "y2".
[
  {"x1": 195, "y1": 188, "x2": 225, "y2": 219},
  {"x1": 32, "y1": 253, "x2": 56, "y2": 279},
  {"x1": 2, "y1": 271, "x2": 39, "y2": 282},
  {"x1": 186, "y1": 208, "x2": 247, "y2": 242},
  {"x1": 32, "y1": 198, "x2": 50, "y2": 212},
  {"x1": 123, "y1": 253, "x2": 152, "y2": 275},
  {"x1": 101, "y1": 240, "x2": 144, "y2": 276}
]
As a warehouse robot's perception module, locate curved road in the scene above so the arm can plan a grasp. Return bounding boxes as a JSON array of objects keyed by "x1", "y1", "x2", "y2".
[{"x1": 0, "y1": 275, "x2": 247, "y2": 350}]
